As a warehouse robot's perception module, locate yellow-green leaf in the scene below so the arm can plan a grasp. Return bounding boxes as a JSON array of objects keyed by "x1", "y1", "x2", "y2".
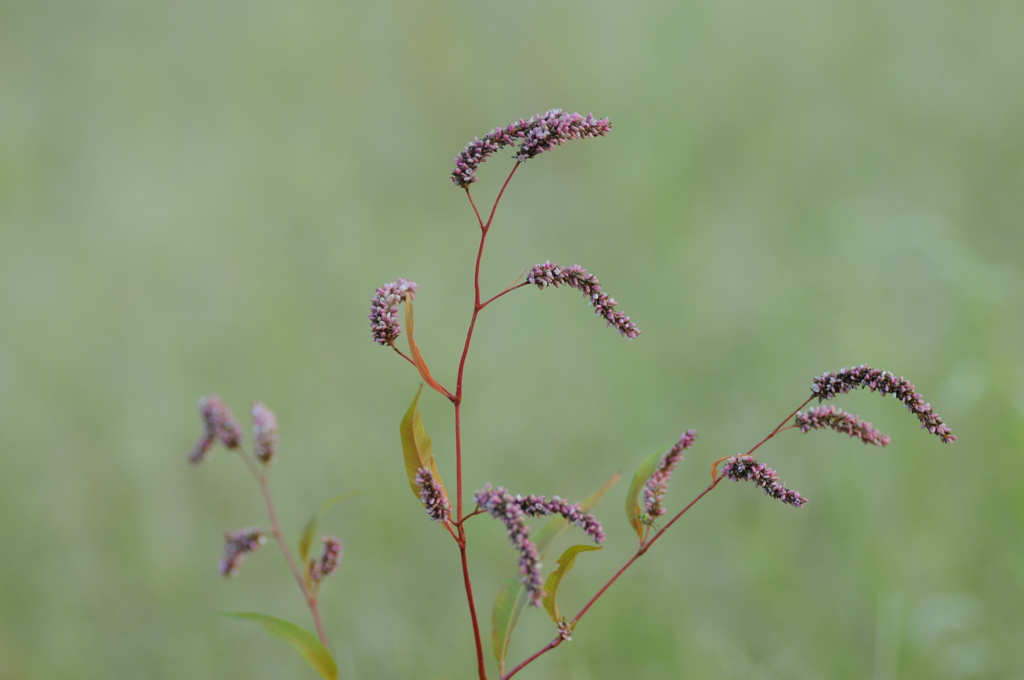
[
  {"x1": 626, "y1": 449, "x2": 662, "y2": 541},
  {"x1": 220, "y1": 612, "x2": 337, "y2": 679},
  {"x1": 491, "y1": 577, "x2": 529, "y2": 675},
  {"x1": 541, "y1": 544, "x2": 602, "y2": 624},
  {"x1": 404, "y1": 297, "x2": 448, "y2": 398}
]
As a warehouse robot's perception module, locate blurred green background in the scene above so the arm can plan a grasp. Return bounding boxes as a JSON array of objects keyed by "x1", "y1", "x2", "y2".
[{"x1": 2, "y1": 0, "x2": 1022, "y2": 678}]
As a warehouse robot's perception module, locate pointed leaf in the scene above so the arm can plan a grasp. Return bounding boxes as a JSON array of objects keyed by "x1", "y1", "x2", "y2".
[
  {"x1": 626, "y1": 449, "x2": 663, "y2": 541},
  {"x1": 400, "y1": 385, "x2": 431, "y2": 496},
  {"x1": 399, "y1": 387, "x2": 448, "y2": 510},
  {"x1": 490, "y1": 473, "x2": 619, "y2": 670},
  {"x1": 298, "y1": 491, "x2": 368, "y2": 563},
  {"x1": 542, "y1": 544, "x2": 602, "y2": 623},
  {"x1": 220, "y1": 612, "x2": 337, "y2": 679},
  {"x1": 404, "y1": 298, "x2": 448, "y2": 397},
  {"x1": 491, "y1": 577, "x2": 530, "y2": 673}
]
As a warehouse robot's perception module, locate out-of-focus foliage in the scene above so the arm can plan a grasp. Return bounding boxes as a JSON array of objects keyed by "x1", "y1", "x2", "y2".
[{"x1": 1, "y1": 0, "x2": 1021, "y2": 678}]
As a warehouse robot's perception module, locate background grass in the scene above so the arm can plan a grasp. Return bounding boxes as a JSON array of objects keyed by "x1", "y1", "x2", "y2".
[{"x1": 1, "y1": 0, "x2": 1022, "y2": 678}]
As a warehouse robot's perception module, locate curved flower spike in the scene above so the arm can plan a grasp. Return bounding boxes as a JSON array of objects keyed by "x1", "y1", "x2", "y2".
[
  {"x1": 811, "y1": 365, "x2": 955, "y2": 443},
  {"x1": 721, "y1": 455, "x2": 807, "y2": 508},
  {"x1": 474, "y1": 484, "x2": 604, "y2": 606},
  {"x1": 794, "y1": 405, "x2": 890, "y2": 446},
  {"x1": 451, "y1": 109, "x2": 611, "y2": 187},
  {"x1": 526, "y1": 261, "x2": 640, "y2": 339}
]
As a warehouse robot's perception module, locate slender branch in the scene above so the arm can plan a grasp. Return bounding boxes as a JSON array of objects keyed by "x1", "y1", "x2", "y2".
[
  {"x1": 458, "y1": 527, "x2": 488, "y2": 680},
  {"x1": 502, "y1": 638, "x2": 562, "y2": 680},
  {"x1": 480, "y1": 281, "x2": 530, "y2": 310},
  {"x1": 449, "y1": 166, "x2": 523, "y2": 680},
  {"x1": 483, "y1": 164, "x2": 520, "y2": 230},
  {"x1": 238, "y1": 449, "x2": 331, "y2": 648}
]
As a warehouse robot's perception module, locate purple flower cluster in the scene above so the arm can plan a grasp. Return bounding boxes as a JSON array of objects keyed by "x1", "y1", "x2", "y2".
[
  {"x1": 451, "y1": 109, "x2": 611, "y2": 187},
  {"x1": 516, "y1": 494, "x2": 606, "y2": 544},
  {"x1": 794, "y1": 405, "x2": 890, "y2": 446},
  {"x1": 251, "y1": 401, "x2": 278, "y2": 463},
  {"x1": 369, "y1": 278, "x2": 418, "y2": 346},
  {"x1": 415, "y1": 467, "x2": 452, "y2": 523},
  {"x1": 642, "y1": 429, "x2": 698, "y2": 524},
  {"x1": 811, "y1": 365, "x2": 955, "y2": 443},
  {"x1": 526, "y1": 261, "x2": 641, "y2": 339},
  {"x1": 189, "y1": 395, "x2": 243, "y2": 464},
  {"x1": 720, "y1": 455, "x2": 807, "y2": 508},
  {"x1": 308, "y1": 535, "x2": 343, "y2": 584},
  {"x1": 474, "y1": 484, "x2": 604, "y2": 606},
  {"x1": 218, "y1": 526, "x2": 266, "y2": 577}
]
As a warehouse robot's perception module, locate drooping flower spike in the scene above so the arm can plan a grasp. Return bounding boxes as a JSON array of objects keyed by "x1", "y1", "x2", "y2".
[
  {"x1": 415, "y1": 467, "x2": 452, "y2": 523},
  {"x1": 720, "y1": 455, "x2": 807, "y2": 508},
  {"x1": 251, "y1": 401, "x2": 279, "y2": 463},
  {"x1": 218, "y1": 527, "x2": 266, "y2": 577},
  {"x1": 526, "y1": 262, "x2": 640, "y2": 339},
  {"x1": 308, "y1": 535, "x2": 343, "y2": 585},
  {"x1": 189, "y1": 395, "x2": 243, "y2": 464},
  {"x1": 811, "y1": 365, "x2": 955, "y2": 443},
  {"x1": 451, "y1": 109, "x2": 611, "y2": 187},
  {"x1": 474, "y1": 485, "x2": 604, "y2": 606},
  {"x1": 794, "y1": 404, "x2": 890, "y2": 446},
  {"x1": 642, "y1": 429, "x2": 697, "y2": 525},
  {"x1": 369, "y1": 278, "x2": 418, "y2": 346}
]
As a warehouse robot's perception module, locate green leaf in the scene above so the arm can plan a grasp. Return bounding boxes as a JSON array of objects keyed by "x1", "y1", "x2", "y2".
[
  {"x1": 298, "y1": 490, "x2": 369, "y2": 563},
  {"x1": 542, "y1": 544, "x2": 602, "y2": 624},
  {"x1": 626, "y1": 449, "x2": 663, "y2": 541},
  {"x1": 491, "y1": 577, "x2": 529, "y2": 675},
  {"x1": 490, "y1": 473, "x2": 619, "y2": 672},
  {"x1": 220, "y1": 612, "x2": 337, "y2": 680}
]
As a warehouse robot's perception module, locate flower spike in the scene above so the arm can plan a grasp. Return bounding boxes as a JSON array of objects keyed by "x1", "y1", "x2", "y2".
[
  {"x1": 526, "y1": 261, "x2": 640, "y2": 339},
  {"x1": 474, "y1": 484, "x2": 605, "y2": 606},
  {"x1": 451, "y1": 109, "x2": 611, "y2": 187},
  {"x1": 415, "y1": 467, "x2": 452, "y2": 523},
  {"x1": 721, "y1": 455, "x2": 807, "y2": 508},
  {"x1": 369, "y1": 278, "x2": 418, "y2": 346},
  {"x1": 218, "y1": 527, "x2": 266, "y2": 577},
  {"x1": 794, "y1": 405, "x2": 890, "y2": 446},
  {"x1": 811, "y1": 365, "x2": 955, "y2": 443},
  {"x1": 642, "y1": 430, "x2": 697, "y2": 524}
]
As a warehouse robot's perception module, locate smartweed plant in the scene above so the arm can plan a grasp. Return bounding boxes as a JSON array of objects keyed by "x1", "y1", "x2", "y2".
[{"x1": 187, "y1": 109, "x2": 956, "y2": 679}]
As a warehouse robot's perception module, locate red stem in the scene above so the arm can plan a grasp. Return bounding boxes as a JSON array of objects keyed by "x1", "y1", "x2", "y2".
[{"x1": 238, "y1": 450, "x2": 331, "y2": 649}]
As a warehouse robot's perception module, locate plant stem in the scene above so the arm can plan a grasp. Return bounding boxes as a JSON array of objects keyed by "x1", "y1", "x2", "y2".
[{"x1": 239, "y1": 450, "x2": 331, "y2": 649}]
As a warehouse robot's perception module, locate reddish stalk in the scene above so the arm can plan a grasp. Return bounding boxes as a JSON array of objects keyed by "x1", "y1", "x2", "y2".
[
  {"x1": 449, "y1": 166, "x2": 523, "y2": 679},
  {"x1": 238, "y1": 450, "x2": 330, "y2": 649}
]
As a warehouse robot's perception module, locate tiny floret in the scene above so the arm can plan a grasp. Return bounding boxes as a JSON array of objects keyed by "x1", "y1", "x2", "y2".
[{"x1": 369, "y1": 278, "x2": 418, "y2": 346}]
